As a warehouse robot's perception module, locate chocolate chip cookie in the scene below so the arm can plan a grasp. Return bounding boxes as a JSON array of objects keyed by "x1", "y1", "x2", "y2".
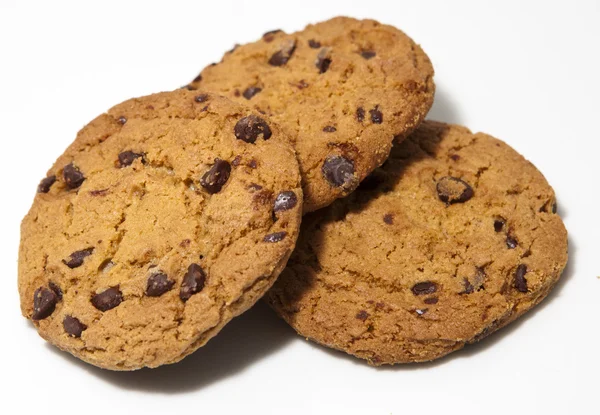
[
  {"x1": 267, "y1": 121, "x2": 568, "y2": 365},
  {"x1": 19, "y1": 90, "x2": 303, "y2": 370},
  {"x1": 187, "y1": 17, "x2": 435, "y2": 212}
]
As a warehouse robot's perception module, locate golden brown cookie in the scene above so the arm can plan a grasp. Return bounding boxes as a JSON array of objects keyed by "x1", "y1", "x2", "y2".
[
  {"x1": 187, "y1": 17, "x2": 435, "y2": 212},
  {"x1": 19, "y1": 90, "x2": 302, "y2": 370},
  {"x1": 267, "y1": 121, "x2": 568, "y2": 365}
]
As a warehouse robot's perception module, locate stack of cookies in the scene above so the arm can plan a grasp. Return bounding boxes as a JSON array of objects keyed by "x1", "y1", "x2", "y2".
[{"x1": 19, "y1": 17, "x2": 568, "y2": 370}]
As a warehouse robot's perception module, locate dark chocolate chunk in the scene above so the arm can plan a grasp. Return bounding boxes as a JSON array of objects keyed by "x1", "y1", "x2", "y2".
[
  {"x1": 268, "y1": 39, "x2": 296, "y2": 66},
  {"x1": 424, "y1": 297, "x2": 439, "y2": 305},
  {"x1": 411, "y1": 282, "x2": 438, "y2": 296},
  {"x1": 63, "y1": 248, "x2": 94, "y2": 269},
  {"x1": 436, "y1": 177, "x2": 474, "y2": 205},
  {"x1": 323, "y1": 126, "x2": 336, "y2": 133},
  {"x1": 514, "y1": 264, "x2": 528, "y2": 293},
  {"x1": 264, "y1": 231, "x2": 287, "y2": 243},
  {"x1": 234, "y1": 115, "x2": 272, "y2": 143},
  {"x1": 506, "y1": 234, "x2": 519, "y2": 249},
  {"x1": 243, "y1": 87, "x2": 262, "y2": 100},
  {"x1": 462, "y1": 278, "x2": 475, "y2": 294},
  {"x1": 146, "y1": 273, "x2": 175, "y2": 297},
  {"x1": 194, "y1": 93, "x2": 209, "y2": 103},
  {"x1": 37, "y1": 175, "x2": 56, "y2": 193},
  {"x1": 308, "y1": 39, "x2": 321, "y2": 48},
  {"x1": 193, "y1": 74, "x2": 202, "y2": 83},
  {"x1": 231, "y1": 155, "x2": 242, "y2": 166},
  {"x1": 91, "y1": 287, "x2": 123, "y2": 311},
  {"x1": 180, "y1": 263, "x2": 206, "y2": 302},
  {"x1": 322, "y1": 155, "x2": 355, "y2": 187},
  {"x1": 263, "y1": 29, "x2": 282, "y2": 42},
  {"x1": 118, "y1": 151, "x2": 144, "y2": 167},
  {"x1": 494, "y1": 218, "x2": 506, "y2": 232},
  {"x1": 32, "y1": 287, "x2": 58, "y2": 320},
  {"x1": 63, "y1": 316, "x2": 87, "y2": 338},
  {"x1": 369, "y1": 106, "x2": 383, "y2": 124},
  {"x1": 63, "y1": 163, "x2": 85, "y2": 189},
  {"x1": 117, "y1": 116, "x2": 127, "y2": 125},
  {"x1": 361, "y1": 50, "x2": 376, "y2": 59},
  {"x1": 450, "y1": 154, "x2": 461, "y2": 161},
  {"x1": 315, "y1": 48, "x2": 332, "y2": 73},
  {"x1": 273, "y1": 191, "x2": 298, "y2": 213},
  {"x1": 356, "y1": 310, "x2": 370, "y2": 321},
  {"x1": 200, "y1": 159, "x2": 231, "y2": 194},
  {"x1": 383, "y1": 213, "x2": 394, "y2": 225},
  {"x1": 356, "y1": 107, "x2": 365, "y2": 122}
]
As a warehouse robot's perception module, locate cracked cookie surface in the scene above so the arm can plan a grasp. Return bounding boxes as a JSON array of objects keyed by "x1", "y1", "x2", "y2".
[
  {"x1": 187, "y1": 17, "x2": 435, "y2": 212},
  {"x1": 19, "y1": 90, "x2": 302, "y2": 370},
  {"x1": 267, "y1": 121, "x2": 568, "y2": 365}
]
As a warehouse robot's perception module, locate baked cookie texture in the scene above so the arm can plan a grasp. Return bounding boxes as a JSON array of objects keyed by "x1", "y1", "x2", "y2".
[
  {"x1": 19, "y1": 90, "x2": 303, "y2": 370},
  {"x1": 267, "y1": 121, "x2": 568, "y2": 365},
  {"x1": 187, "y1": 17, "x2": 435, "y2": 213}
]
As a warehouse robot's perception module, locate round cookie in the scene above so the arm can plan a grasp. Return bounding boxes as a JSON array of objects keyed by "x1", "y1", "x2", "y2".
[
  {"x1": 19, "y1": 89, "x2": 303, "y2": 370},
  {"x1": 186, "y1": 17, "x2": 435, "y2": 213},
  {"x1": 267, "y1": 121, "x2": 568, "y2": 365}
]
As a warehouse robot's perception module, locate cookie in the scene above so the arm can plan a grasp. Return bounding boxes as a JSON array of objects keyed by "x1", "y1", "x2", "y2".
[
  {"x1": 267, "y1": 121, "x2": 568, "y2": 365},
  {"x1": 187, "y1": 17, "x2": 435, "y2": 212},
  {"x1": 19, "y1": 89, "x2": 302, "y2": 370}
]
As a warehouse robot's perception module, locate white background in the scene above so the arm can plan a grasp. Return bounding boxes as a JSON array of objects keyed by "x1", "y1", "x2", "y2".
[{"x1": 1, "y1": 1, "x2": 598, "y2": 414}]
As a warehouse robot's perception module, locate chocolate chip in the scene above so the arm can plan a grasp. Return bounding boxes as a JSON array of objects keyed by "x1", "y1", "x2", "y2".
[
  {"x1": 193, "y1": 74, "x2": 202, "y2": 83},
  {"x1": 63, "y1": 316, "x2": 87, "y2": 338},
  {"x1": 117, "y1": 116, "x2": 127, "y2": 125},
  {"x1": 494, "y1": 218, "x2": 506, "y2": 232},
  {"x1": 91, "y1": 287, "x2": 123, "y2": 311},
  {"x1": 268, "y1": 39, "x2": 296, "y2": 66},
  {"x1": 32, "y1": 287, "x2": 58, "y2": 320},
  {"x1": 182, "y1": 85, "x2": 196, "y2": 91},
  {"x1": 506, "y1": 234, "x2": 518, "y2": 249},
  {"x1": 63, "y1": 163, "x2": 85, "y2": 189},
  {"x1": 383, "y1": 213, "x2": 394, "y2": 225},
  {"x1": 248, "y1": 183, "x2": 263, "y2": 191},
  {"x1": 315, "y1": 48, "x2": 332, "y2": 73},
  {"x1": 264, "y1": 231, "x2": 287, "y2": 243},
  {"x1": 356, "y1": 310, "x2": 369, "y2": 321},
  {"x1": 361, "y1": 50, "x2": 376, "y2": 59},
  {"x1": 63, "y1": 248, "x2": 94, "y2": 269},
  {"x1": 415, "y1": 309, "x2": 428, "y2": 316},
  {"x1": 462, "y1": 278, "x2": 475, "y2": 294},
  {"x1": 200, "y1": 159, "x2": 231, "y2": 194},
  {"x1": 194, "y1": 94, "x2": 209, "y2": 103},
  {"x1": 411, "y1": 282, "x2": 438, "y2": 296},
  {"x1": 263, "y1": 29, "x2": 282, "y2": 42},
  {"x1": 369, "y1": 106, "x2": 383, "y2": 124},
  {"x1": 146, "y1": 273, "x2": 175, "y2": 297},
  {"x1": 424, "y1": 297, "x2": 438, "y2": 305},
  {"x1": 308, "y1": 39, "x2": 321, "y2": 48},
  {"x1": 118, "y1": 151, "x2": 144, "y2": 167},
  {"x1": 322, "y1": 155, "x2": 355, "y2": 187},
  {"x1": 323, "y1": 126, "x2": 336, "y2": 133},
  {"x1": 514, "y1": 264, "x2": 528, "y2": 293},
  {"x1": 273, "y1": 191, "x2": 298, "y2": 213},
  {"x1": 356, "y1": 107, "x2": 365, "y2": 122},
  {"x1": 37, "y1": 175, "x2": 56, "y2": 193},
  {"x1": 552, "y1": 202, "x2": 558, "y2": 214},
  {"x1": 248, "y1": 159, "x2": 258, "y2": 169},
  {"x1": 243, "y1": 87, "x2": 262, "y2": 100},
  {"x1": 48, "y1": 281, "x2": 63, "y2": 300},
  {"x1": 436, "y1": 177, "x2": 474, "y2": 205},
  {"x1": 234, "y1": 115, "x2": 272, "y2": 143},
  {"x1": 180, "y1": 264, "x2": 206, "y2": 302},
  {"x1": 231, "y1": 155, "x2": 242, "y2": 166},
  {"x1": 450, "y1": 154, "x2": 461, "y2": 161}
]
